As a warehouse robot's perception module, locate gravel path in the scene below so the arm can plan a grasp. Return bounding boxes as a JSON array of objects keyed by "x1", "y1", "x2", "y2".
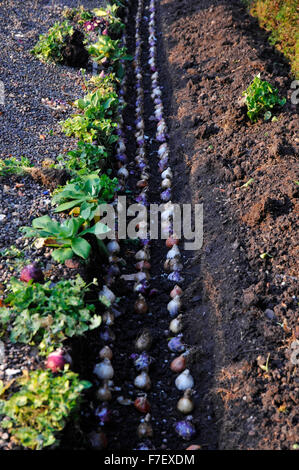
[{"x1": 0, "y1": 0, "x2": 101, "y2": 450}]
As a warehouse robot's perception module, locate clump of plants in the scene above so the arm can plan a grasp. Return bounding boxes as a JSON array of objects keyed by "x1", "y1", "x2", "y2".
[
  {"x1": 242, "y1": 74, "x2": 286, "y2": 122},
  {"x1": 0, "y1": 368, "x2": 91, "y2": 450},
  {"x1": 0, "y1": 275, "x2": 101, "y2": 354},
  {"x1": 31, "y1": 21, "x2": 74, "y2": 63}
]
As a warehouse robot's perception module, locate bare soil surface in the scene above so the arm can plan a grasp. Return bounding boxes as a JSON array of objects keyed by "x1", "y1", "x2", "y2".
[{"x1": 157, "y1": 0, "x2": 298, "y2": 450}]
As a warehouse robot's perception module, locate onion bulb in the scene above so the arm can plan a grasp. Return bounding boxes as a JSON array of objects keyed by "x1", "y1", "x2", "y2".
[
  {"x1": 46, "y1": 349, "x2": 71, "y2": 373},
  {"x1": 170, "y1": 355, "x2": 187, "y2": 373}
]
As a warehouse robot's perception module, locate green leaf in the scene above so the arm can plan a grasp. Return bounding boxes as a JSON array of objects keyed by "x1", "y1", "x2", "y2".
[{"x1": 71, "y1": 237, "x2": 91, "y2": 259}]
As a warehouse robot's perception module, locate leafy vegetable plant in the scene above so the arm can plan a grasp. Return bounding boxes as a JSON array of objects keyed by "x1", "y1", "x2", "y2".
[
  {"x1": 56, "y1": 141, "x2": 108, "y2": 174},
  {"x1": 20, "y1": 215, "x2": 110, "y2": 263},
  {"x1": 0, "y1": 276, "x2": 101, "y2": 353},
  {"x1": 242, "y1": 74, "x2": 286, "y2": 122},
  {"x1": 0, "y1": 157, "x2": 32, "y2": 178},
  {"x1": 0, "y1": 368, "x2": 91, "y2": 450},
  {"x1": 52, "y1": 173, "x2": 118, "y2": 222},
  {"x1": 31, "y1": 21, "x2": 74, "y2": 63}
]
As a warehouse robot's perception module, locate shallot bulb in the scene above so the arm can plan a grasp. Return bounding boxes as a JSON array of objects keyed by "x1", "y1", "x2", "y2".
[
  {"x1": 170, "y1": 355, "x2": 187, "y2": 373},
  {"x1": 99, "y1": 285, "x2": 116, "y2": 305},
  {"x1": 177, "y1": 389, "x2": 194, "y2": 414},
  {"x1": 134, "y1": 395, "x2": 150, "y2": 414},
  {"x1": 169, "y1": 314, "x2": 183, "y2": 334},
  {"x1": 170, "y1": 285, "x2": 183, "y2": 298},
  {"x1": 96, "y1": 383, "x2": 112, "y2": 402},
  {"x1": 135, "y1": 329, "x2": 152, "y2": 352},
  {"x1": 134, "y1": 295, "x2": 148, "y2": 314},
  {"x1": 137, "y1": 414, "x2": 153, "y2": 438},
  {"x1": 99, "y1": 346, "x2": 113, "y2": 360},
  {"x1": 175, "y1": 369, "x2": 194, "y2": 391}
]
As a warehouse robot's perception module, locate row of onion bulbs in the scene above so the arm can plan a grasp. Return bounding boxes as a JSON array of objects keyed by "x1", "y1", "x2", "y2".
[
  {"x1": 88, "y1": 2, "x2": 131, "y2": 451},
  {"x1": 148, "y1": 0, "x2": 197, "y2": 447}
]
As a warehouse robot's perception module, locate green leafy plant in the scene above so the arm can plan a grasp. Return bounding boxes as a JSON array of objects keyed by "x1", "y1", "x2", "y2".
[
  {"x1": 0, "y1": 368, "x2": 91, "y2": 450},
  {"x1": 20, "y1": 215, "x2": 110, "y2": 263},
  {"x1": 56, "y1": 141, "x2": 108, "y2": 174},
  {"x1": 0, "y1": 157, "x2": 33, "y2": 178},
  {"x1": 31, "y1": 21, "x2": 74, "y2": 63},
  {"x1": 88, "y1": 36, "x2": 131, "y2": 76},
  {"x1": 52, "y1": 173, "x2": 118, "y2": 222},
  {"x1": 60, "y1": 114, "x2": 118, "y2": 147},
  {"x1": 242, "y1": 74, "x2": 286, "y2": 122},
  {"x1": 0, "y1": 276, "x2": 101, "y2": 353}
]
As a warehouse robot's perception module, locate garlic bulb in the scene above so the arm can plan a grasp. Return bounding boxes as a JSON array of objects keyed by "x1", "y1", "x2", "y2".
[
  {"x1": 99, "y1": 285, "x2": 116, "y2": 305},
  {"x1": 167, "y1": 244, "x2": 181, "y2": 259},
  {"x1": 167, "y1": 295, "x2": 182, "y2": 316},
  {"x1": 134, "y1": 371, "x2": 151, "y2": 391},
  {"x1": 175, "y1": 369, "x2": 194, "y2": 391},
  {"x1": 94, "y1": 358, "x2": 114, "y2": 380}
]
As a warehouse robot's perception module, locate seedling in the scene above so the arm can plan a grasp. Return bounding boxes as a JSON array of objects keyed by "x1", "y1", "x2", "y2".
[{"x1": 242, "y1": 74, "x2": 286, "y2": 122}]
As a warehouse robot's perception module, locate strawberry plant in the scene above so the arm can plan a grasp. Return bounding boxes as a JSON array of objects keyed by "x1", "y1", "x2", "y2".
[
  {"x1": 0, "y1": 276, "x2": 101, "y2": 353},
  {"x1": 242, "y1": 74, "x2": 286, "y2": 122},
  {"x1": 52, "y1": 173, "x2": 118, "y2": 222},
  {"x1": 0, "y1": 157, "x2": 32, "y2": 178},
  {"x1": 20, "y1": 215, "x2": 110, "y2": 263},
  {"x1": 0, "y1": 368, "x2": 91, "y2": 450}
]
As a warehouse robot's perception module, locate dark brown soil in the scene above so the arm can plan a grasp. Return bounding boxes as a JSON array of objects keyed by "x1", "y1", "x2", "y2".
[{"x1": 157, "y1": 0, "x2": 298, "y2": 450}]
